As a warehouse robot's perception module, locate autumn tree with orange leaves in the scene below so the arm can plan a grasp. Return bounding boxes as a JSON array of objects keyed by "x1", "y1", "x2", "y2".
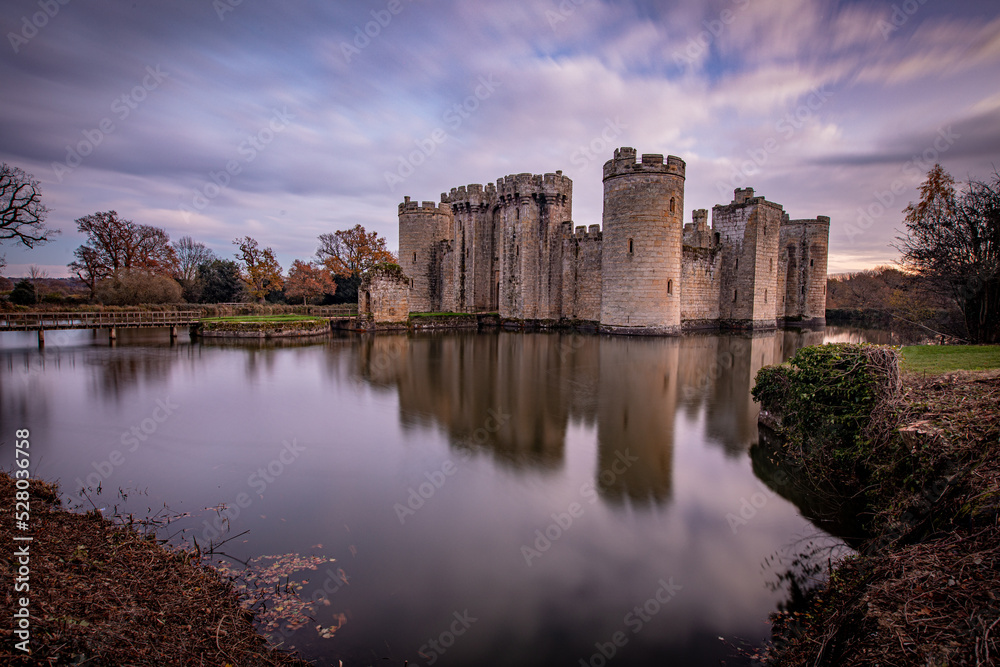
[
  {"x1": 315, "y1": 224, "x2": 396, "y2": 302},
  {"x1": 233, "y1": 236, "x2": 283, "y2": 303},
  {"x1": 285, "y1": 259, "x2": 337, "y2": 305}
]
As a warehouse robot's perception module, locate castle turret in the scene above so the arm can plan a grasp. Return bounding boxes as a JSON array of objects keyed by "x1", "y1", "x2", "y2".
[
  {"x1": 398, "y1": 196, "x2": 454, "y2": 313},
  {"x1": 600, "y1": 148, "x2": 686, "y2": 334}
]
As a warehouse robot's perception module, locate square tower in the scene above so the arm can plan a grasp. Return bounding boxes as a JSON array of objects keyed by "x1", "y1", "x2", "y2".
[{"x1": 712, "y1": 188, "x2": 784, "y2": 328}]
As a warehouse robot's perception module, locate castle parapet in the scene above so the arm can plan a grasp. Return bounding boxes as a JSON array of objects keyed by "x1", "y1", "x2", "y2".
[
  {"x1": 399, "y1": 196, "x2": 453, "y2": 215},
  {"x1": 603, "y1": 146, "x2": 686, "y2": 180}
]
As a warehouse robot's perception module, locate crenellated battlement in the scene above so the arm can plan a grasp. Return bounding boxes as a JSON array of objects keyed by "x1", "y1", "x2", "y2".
[
  {"x1": 716, "y1": 187, "x2": 783, "y2": 212},
  {"x1": 565, "y1": 223, "x2": 602, "y2": 240},
  {"x1": 399, "y1": 196, "x2": 454, "y2": 215},
  {"x1": 495, "y1": 170, "x2": 572, "y2": 201},
  {"x1": 397, "y1": 146, "x2": 828, "y2": 334},
  {"x1": 603, "y1": 146, "x2": 686, "y2": 181},
  {"x1": 782, "y1": 215, "x2": 832, "y2": 227}
]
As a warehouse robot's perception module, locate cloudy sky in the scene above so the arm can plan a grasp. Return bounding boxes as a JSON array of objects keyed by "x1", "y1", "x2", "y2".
[{"x1": 2, "y1": 0, "x2": 999, "y2": 277}]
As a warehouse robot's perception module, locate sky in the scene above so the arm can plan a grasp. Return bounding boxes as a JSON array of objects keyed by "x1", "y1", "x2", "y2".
[{"x1": 1, "y1": 0, "x2": 999, "y2": 278}]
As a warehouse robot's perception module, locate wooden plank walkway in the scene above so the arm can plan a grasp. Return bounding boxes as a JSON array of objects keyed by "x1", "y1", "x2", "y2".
[{"x1": 0, "y1": 311, "x2": 203, "y2": 332}]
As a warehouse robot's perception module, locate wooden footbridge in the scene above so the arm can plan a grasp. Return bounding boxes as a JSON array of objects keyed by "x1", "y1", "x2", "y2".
[
  {"x1": 0, "y1": 310, "x2": 203, "y2": 345},
  {"x1": 0, "y1": 307, "x2": 362, "y2": 346}
]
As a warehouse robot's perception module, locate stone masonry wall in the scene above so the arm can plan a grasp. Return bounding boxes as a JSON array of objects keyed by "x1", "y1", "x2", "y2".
[
  {"x1": 397, "y1": 148, "x2": 829, "y2": 334},
  {"x1": 600, "y1": 148, "x2": 685, "y2": 334},
  {"x1": 681, "y1": 245, "x2": 722, "y2": 325},
  {"x1": 561, "y1": 223, "x2": 603, "y2": 321},
  {"x1": 712, "y1": 188, "x2": 783, "y2": 328},
  {"x1": 359, "y1": 268, "x2": 410, "y2": 325},
  {"x1": 778, "y1": 216, "x2": 830, "y2": 322},
  {"x1": 398, "y1": 197, "x2": 453, "y2": 313}
]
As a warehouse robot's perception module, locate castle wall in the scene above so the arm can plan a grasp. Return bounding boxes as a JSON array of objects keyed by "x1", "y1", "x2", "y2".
[
  {"x1": 398, "y1": 198, "x2": 453, "y2": 313},
  {"x1": 713, "y1": 188, "x2": 783, "y2": 328},
  {"x1": 681, "y1": 245, "x2": 722, "y2": 325},
  {"x1": 359, "y1": 268, "x2": 410, "y2": 326},
  {"x1": 600, "y1": 148, "x2": 685, "y2": 334},
  {"x1": 778, "y1": 216, "x2": 830, "y2": 323},
  {"x1": 561, "y1": 223, "x2": 603, "y2": 322},
  {"x1": 496, "y1": 172, "x2": 572, "y2": 321},
  {"x1": 397, "y1": 149, "x2": 830, "y2": 334}
]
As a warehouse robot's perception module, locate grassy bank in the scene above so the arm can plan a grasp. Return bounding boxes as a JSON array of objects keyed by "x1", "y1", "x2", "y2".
[
  {"x1": 901, "y1": 344, "x2": 1000, "y2": 373},
  {"x1": 753, "y1": 344, "x2": 1000, "y2": 665},
  {"x1": 200, "y1": 314, "x2": 327, "y2": 323},
  {"x1": 0, "y1": 474, "x2": 307, "y2": 666}
]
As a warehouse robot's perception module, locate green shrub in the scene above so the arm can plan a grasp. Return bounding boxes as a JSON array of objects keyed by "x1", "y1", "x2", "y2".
[{"x1": 9, "y1": 280, "x2": 37, "y2": 306}]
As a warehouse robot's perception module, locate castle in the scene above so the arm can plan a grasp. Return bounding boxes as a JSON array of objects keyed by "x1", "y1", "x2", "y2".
[{"x1": 380, "y1": 147, "x2": 829, "y2": 334}]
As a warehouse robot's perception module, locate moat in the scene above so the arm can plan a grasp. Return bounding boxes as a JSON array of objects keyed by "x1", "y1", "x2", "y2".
[{"x1": 1, "y1": 326, "x2": 888, "y2": 665}]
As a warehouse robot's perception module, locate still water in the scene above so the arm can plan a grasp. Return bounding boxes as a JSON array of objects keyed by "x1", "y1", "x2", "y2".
[{"x1": 1, "y1": 326, "x2": 881, "y2": 665}]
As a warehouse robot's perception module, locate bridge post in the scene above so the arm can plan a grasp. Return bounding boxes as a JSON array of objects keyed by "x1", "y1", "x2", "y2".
[
  {"x1": 109, "y1": 327, "x2": 117, "y2": 343},
  {"x1": 38, "y1": 329, "x2": 44, "y2": 348},
  {"x1": 170, "y1": 325, "x2": 178, "y2": 343}
]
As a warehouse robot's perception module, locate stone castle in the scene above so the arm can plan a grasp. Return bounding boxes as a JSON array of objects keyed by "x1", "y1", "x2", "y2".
[{"x1": 376, "y1": 147, "x2": 829, "y2": 334}]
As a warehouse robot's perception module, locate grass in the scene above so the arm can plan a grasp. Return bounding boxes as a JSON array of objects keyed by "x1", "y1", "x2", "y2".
[
  {"x1": 200, "y1": 314, "x2": 325, "y2": 323},
  {"x1": 900, "y1": 344, "x2": 1000, "y2": 373}
]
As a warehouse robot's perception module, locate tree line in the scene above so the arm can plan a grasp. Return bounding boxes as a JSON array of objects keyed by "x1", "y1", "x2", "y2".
[{"x1": 62, "y1": 211, "x2": 396, "y2": 306}]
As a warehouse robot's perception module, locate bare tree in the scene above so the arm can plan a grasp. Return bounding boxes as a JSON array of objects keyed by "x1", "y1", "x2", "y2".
[
  {"x1": 27, "y1": 265, "x2": 49, "y2": 296},
  {"x1": 1, "y1": 163, "x2": 56, "y2": 247},
  {"x1": 1, "y1": 163, "x2": 58, "y2": 270},
  {"x1": 173, "y1": 236, "x2": 216, "y2": 284}
]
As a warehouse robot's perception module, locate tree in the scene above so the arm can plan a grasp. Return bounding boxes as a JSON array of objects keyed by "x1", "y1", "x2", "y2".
[
  {"x1": 315, "y1": 225, "x2": 395, "y2": 302},
  {"x1": 9, "y1": 279, "x2": 37, "y2": 306},
  {"x1": 173, "y1": 236, "x2": 216, "y2": 284},
  {"x1": 285, "y1": 259, "x2": 337, "y2": 305},
  {"x1": 233, "y1": 236, "x2": 283, "y2": 303},
  {"x1": 197, "y1": 259, "x2": 244, "y2": 303},
  {"x1": 68, "y1": 211, "x2": 178, "y2": 295},
  {"x1": 897, "y1": 165, "x2": 1000, "y2": 343},
  {"x1": 1, "y1": 164, "x2": 57, "y2": 269},
  {"x1": 28, "y1": 265, "x2": 49, "y2": 297}
]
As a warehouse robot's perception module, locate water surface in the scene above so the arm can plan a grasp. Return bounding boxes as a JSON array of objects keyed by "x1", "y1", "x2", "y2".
[{"x1": 1, "y1": 327, "x2": 873, "y2": 665}]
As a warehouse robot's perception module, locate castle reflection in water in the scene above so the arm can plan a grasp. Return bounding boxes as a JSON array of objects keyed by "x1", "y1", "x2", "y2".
[{"x1": 354, "y1": 329, "x2": 825, "y2": 505}]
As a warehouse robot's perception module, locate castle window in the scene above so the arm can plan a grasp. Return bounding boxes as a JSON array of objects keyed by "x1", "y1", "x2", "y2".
[
  {"x1": 733, "y1": 289, "x2": 738, "y2": 302},
  {"x1": 810, "y1": 259, "x2": 814, "y2": 267},
  {"x1": 667, "y1": 279, "x2": 673, "y2": 295},
  {"x1": 764, "y1": 290, "x2": 768, "y2": 303},
  {"x1": 413, "y1": 252, "x2": 417, "y2": 262},
  {"x1": 802, "y1": 286, "x2": 806, "y2": 295},
  {"x1": 669, "y1": 197, "x2": 676, "y2": 214},
  {"x1": 714, "y1": 232, "x2": 720, "y2": 244},
  {"x1": 628, "y1": 238, "x2": 634, "y2": 254},
  {"x1": 770, "y1": 258, "x2": 773, "y2": 271}
]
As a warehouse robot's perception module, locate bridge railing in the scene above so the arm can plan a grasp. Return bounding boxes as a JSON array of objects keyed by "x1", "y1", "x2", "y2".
[{"x1": 0, "y1": 310, "x2": 204, "y2": 331}]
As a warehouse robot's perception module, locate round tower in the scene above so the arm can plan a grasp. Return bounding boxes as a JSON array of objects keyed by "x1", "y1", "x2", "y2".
[
  {"x1": 398, "y1": 197, "x2": 453, "y2": 313},
  {"x1": 600, "y1": 147, "x2": 686, "y2": 334}
]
